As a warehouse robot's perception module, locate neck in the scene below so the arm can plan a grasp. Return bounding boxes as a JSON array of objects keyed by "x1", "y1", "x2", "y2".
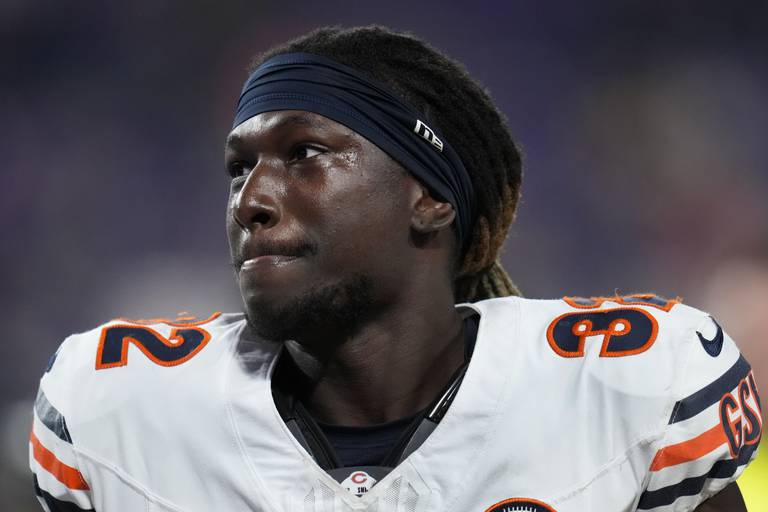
[{"x1": 284, "y1": 284, "x2": 466, "y2": 426}]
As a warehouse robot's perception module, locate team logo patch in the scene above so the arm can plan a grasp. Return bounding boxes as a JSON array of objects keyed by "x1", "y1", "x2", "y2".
[
  {"x1": 341, "y1": 470, "x2": 377, "y2": 497},
  {"x1": 484, "y1": 497, "x2": 557, "y2": 512}
]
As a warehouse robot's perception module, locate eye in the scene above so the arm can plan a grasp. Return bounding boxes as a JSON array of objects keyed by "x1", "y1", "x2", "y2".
[
  {"x1": 290, "y1": 145, "x2": 324, "y2": 162},
  {"x1": 227, "y1": 160, "x2": 252, "y2": 179}
]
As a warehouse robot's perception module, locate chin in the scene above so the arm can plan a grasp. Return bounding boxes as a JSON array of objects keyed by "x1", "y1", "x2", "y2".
[{"x1": 242, "y1": 273, "x2": 375, "y2": 346}]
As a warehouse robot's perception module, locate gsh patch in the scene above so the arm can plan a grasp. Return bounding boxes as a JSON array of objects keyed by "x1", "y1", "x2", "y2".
[{"x1": 485, "y1": 497, "x2": 557, "y2": 512}]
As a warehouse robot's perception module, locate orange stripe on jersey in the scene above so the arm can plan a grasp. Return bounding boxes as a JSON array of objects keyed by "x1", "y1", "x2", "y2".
[
  {"x1": 650, "y1": 423, "x2": 727, "y2": 471},
  {"x1": 30, "y1": 430, "x2": 90, "y2": 491}
]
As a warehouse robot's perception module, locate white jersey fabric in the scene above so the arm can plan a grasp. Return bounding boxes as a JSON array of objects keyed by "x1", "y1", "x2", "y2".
[{"x1": 30, "y1": 295, "x2": 762, "y2": 512}]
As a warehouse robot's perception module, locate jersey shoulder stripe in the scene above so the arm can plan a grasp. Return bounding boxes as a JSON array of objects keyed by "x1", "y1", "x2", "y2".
[
  {"x1": 649, "y1": 424, "x2": 726, "y2": 472},
  {"x1": 30, "y1": 429, "x2": 89, "y2": 491},
  {"x1": 669, "y1": 354, "x2": 752, "y2": 424},
  {"x1": 35, "y1": 390, "x2": 73, "y2": 444},
  {"x1": 637, "y1": 442, "x2": 758, "y2": 510},
  {"x1": 34, "y1": 475, "x2": 95, "y2": 512}
]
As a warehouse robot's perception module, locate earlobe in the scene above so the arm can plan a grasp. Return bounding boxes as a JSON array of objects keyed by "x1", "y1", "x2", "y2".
[{"x1": 410, "y1": 184, "x2": 456, "y2": 234}]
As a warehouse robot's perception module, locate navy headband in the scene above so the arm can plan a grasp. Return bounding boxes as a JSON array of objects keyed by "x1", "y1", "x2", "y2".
[{"x1": 233, "y1": 52, "x2": 475, "y2": 251}]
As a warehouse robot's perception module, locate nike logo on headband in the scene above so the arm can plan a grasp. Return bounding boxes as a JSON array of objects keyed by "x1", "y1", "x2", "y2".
[{"x1": 414, "y1": 119, "x2": 444, "y2": 152}]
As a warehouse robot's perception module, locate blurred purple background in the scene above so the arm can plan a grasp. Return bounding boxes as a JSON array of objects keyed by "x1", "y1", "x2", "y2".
[{"x1": 2, "y1": 1, "x2": 767, "y2": 508}]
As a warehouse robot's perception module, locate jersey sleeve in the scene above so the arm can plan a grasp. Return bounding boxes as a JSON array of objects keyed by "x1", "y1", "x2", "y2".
[
  {"x1": 29, "y1": 339, "x2": 95, "y2": 512},
  {"x1": 637, "y1": 314, "x2": 762, "y2": 511}
]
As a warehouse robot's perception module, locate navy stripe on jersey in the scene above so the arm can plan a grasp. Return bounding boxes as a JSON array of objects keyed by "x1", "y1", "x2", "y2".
[
  {"x1": 637, "y1": 440, "x2": 757, "y2": 510},
  {"x1": 34, "y1": 476, "x2": 94, "y2": 512},
  {"x1": 35, "y1": 390, "x2": 72, "y2": 443},
  {"x1": 45, "y1": 348, "x2": 59, "y2": 373},
  {"x1": 668, "y1": 355, "x2": 751, "y2": 424},
  {"x1": 748, "y1": 373, "x2": 762, "y2": 412}
]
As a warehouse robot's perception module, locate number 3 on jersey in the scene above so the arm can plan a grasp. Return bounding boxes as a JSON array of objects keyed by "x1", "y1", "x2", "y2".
[
  {"x1": 95, "y1": 313, "x2": 220, "y2": 370},
  {"x1": 547, "y1": 308, "x2": 658, "y2": 358},
  {"x1": 546, "y1": 294, "x2": 675, "y2": 358}
]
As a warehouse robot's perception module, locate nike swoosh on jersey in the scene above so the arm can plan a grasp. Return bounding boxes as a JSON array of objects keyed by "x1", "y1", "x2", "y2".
[{"x1": 696, "y1": 317, "x2": 724, "y2": 357}]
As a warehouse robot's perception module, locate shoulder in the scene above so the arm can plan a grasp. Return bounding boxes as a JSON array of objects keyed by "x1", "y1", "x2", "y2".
[
  {"x1": 469, "y1": 294, "x2": 761, "y2": 509},
  {"x1": 30, "y1": 312, "x2": 258, "y2": 509},
  {"x1": 46, "y1": 311, "x2": 245, "y2": 370},
  {"x1": 37, "y1": 312, "x2": 248, "y2": 427},
  {"x1": 468, "y1": 293, "x2": 755, "y2": 433},
  {"x1": 472, "y1": 293, "x2": 750, "y2": 389},
  {"x1": 469, "y1": 292, "x2": 715, "y2": 360}
]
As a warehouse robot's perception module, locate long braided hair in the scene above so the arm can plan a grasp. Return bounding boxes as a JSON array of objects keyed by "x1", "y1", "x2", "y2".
[{"x1": 250, "y1": 26, "x2": 523, "y2": 303}]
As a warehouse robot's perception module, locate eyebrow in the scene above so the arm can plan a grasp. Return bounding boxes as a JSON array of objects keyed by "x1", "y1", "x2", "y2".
[{"x1": 225, "y1": 113, "x2": 326, "y2": 148}]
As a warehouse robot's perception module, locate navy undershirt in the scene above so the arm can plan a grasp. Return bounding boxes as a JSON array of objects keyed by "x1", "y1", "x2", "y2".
[
  {"x1": 317, "y1": 411, "x2": 423, "y2": 467},
  {"x1": 316, "y1": 313, "x2": 480, "y2": 467}
]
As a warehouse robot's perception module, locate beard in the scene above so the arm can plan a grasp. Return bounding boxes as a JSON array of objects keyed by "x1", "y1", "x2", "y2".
[{"x1": 242, "y1": 272, "x2": 375, "y2": 351}]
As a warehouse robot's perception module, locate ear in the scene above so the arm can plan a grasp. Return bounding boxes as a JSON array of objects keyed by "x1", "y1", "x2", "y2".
[{"x1": 410, "y1": 182, "x2": 456, "y2": 234}]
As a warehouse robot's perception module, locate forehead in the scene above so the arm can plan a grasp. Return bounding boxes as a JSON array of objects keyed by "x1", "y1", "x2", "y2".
[{"x1": 225, "y1": 110, "x2": 358, "y2": 147}]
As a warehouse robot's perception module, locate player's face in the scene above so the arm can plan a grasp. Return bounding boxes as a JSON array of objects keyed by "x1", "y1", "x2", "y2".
[{"x1": 225, "y1": 110, "x2": 417, "y2": 343}]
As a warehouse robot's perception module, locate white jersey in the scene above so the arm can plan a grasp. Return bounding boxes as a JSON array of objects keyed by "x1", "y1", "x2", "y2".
[{"x1": 30, "y1": 295, "x2": 762, "y2": 512}]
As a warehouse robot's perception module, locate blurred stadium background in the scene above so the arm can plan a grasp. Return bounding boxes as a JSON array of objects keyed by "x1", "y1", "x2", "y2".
[{"x1": 2, "y1": 0, "x2": 766, "y2": 509}]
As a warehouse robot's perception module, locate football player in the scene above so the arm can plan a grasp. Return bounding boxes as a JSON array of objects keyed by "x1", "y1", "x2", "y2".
[{"x1": 30, "y1": 26, "x2": 761, "y2": 511}]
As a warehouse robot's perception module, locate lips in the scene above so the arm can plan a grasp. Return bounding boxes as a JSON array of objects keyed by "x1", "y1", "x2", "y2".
[
  {"x1": 241, "y1": 254, "x2": 301, "y2": 269},
  {"x1": 234, "y1": 238, "x2": 315, "y2": 272}
]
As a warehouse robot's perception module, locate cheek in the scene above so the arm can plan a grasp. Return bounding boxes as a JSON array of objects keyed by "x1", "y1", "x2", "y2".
[
  {"x1": 225, "y1": 193, "x2": 240, "y2": 250},
  {"x1": 317, "y1": 182, "x2": 412, "y2": 265}
]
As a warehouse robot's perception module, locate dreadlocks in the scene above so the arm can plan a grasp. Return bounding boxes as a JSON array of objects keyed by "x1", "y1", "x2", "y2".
[{"x1": 249, "y1": 25, "x2": 523, "y2": 303}]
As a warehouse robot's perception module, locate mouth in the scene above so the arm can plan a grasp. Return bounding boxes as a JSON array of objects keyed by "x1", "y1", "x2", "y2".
[
  {"x1": 240, "y1": 254, "x2": 302, "y2": 270},
  {"x1": 233, "y1": 239, "x2": 316, "y2": 273}
]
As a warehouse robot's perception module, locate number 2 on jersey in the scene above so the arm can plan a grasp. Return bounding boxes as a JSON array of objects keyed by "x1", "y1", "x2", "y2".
[{"x1": 95, "y1": 313, "x2": 220, "y2": 370}]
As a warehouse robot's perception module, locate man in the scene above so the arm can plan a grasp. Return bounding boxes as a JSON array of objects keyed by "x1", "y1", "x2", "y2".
[{"x1": 30, "y1": 26, "x2": 760, "y2": 511}]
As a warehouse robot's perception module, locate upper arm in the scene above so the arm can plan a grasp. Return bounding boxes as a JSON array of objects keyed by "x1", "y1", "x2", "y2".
[
  {"x1": 637, "y1": 314, "x2": 762, "y2": 511},
  {"x1": 30, "y1": 340, "x2": 95, "y2": 511}
]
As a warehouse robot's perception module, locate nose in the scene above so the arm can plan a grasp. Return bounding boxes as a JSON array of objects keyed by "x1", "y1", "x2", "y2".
[{"x1": 231, "y1": 159, "x2": 282, "y2": 231}]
